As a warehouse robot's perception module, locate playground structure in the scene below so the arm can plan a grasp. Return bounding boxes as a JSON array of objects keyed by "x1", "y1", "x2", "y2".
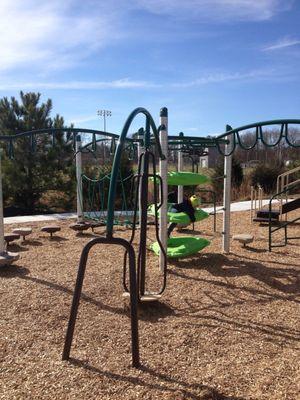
[
  {"x1": 62, "y1": 112, "x2": 300, "y2": 367},
  {"x1": 0, "y1": 109, "x2": 299, "y2": 369}
]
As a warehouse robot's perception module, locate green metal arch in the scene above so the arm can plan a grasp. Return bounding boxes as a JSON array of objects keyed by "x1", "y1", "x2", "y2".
[
  {"x1": 215, "y1": 119, "x2": 300, "y2": 156},
  {"x1": 106, "y1": 107, "x2": 165, "y2": 237},
  {"x1": 0, "y1": 127, "x2": 119, "y2": 141}
]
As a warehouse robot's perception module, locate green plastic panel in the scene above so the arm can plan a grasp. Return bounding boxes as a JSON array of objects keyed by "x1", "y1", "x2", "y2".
[
  {"x1": 168, "y1": 171, "x2": 210, "y2": 186},
  {"x1": 150, "y1": 172, "x2": 210, "y2": 186}
]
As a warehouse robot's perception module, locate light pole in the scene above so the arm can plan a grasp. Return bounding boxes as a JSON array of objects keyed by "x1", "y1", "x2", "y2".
[{"x1": 97, "y1": 109, "x2": 112, "y2": 132}]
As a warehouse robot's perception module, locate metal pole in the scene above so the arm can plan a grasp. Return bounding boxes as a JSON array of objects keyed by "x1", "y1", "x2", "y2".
[
  {"x1": 159, "y1": 107, "x2": 168, "y2": 273},
  {"x1": 0, "y1": 151, "x2": 5, "y2": 254},
  {"x1": 76, "y1": 135, "x2": 83, "y2": 222},
  {"x1": 137, "y1": 128, "x2": 144, "y2": 228},
  {"x1": 138, "y1": 150, "x2": 150, "y2": 295},
  {"x1": 222, "y1": 125, "x2": 233, "y2": 253},
  {"x1": 178, "y1": 132, "x2": 184, "y2": 203},
  {"x1": 250, "y1": 186, "x2": 254, "y2": 222},
  {"x1": 104, "y1": 114, "x2": 106, "y2": 132}
]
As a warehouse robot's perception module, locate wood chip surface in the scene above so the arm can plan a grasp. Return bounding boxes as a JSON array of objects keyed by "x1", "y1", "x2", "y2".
[{"x1": 0, "y1": 211, "x2": 299, "y2": 399}]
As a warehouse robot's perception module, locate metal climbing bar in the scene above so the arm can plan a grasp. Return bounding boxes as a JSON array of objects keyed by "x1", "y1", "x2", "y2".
[{"x1": 62, "y1": 236, "x2": 140, "y2": 368}]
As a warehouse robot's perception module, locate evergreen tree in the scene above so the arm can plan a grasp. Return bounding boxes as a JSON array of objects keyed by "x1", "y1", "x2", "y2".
[{"x1": 0, "y1": 91, "x2": 75, "y2": 214}]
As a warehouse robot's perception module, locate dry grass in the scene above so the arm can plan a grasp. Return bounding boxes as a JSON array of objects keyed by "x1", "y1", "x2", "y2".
[{"x1": 0, "y1": 211, "x2": 299, "y2": 400}]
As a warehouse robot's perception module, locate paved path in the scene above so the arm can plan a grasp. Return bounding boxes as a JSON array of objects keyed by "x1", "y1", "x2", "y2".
[
  {"x1": 203, "y1": 199, "x2": 281, "y2": 214},
  {"x1": 4, "y1": 199, "x2": 281, "y2": 225}
]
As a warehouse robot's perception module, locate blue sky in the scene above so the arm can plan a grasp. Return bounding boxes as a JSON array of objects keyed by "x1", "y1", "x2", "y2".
[{"x1": 0, "y1": 0, "x2": 300, "y2": 136}]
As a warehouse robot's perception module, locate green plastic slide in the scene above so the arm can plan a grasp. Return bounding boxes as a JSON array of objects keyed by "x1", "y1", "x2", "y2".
[
  {"x1": 151, "y1": 237, "x2": 210, "y2": 258},
  {"x1": 148, "y1": 204, "x2": 209, "y2": 224}
]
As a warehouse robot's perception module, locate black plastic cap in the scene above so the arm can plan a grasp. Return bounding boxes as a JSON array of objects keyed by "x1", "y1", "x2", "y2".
[{"x1": 160, "y1": 107, "x2": 168, "y2": 117}]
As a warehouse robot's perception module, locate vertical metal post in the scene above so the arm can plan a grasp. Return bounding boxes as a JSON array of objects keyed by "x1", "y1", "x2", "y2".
[
  {"x1": 137, "y1": 128, "x2": 144, "y2": 228},
  {"x1": 178, "y1": 132, "x2": 184, "y2": 203},
  {"x1": 159, "y1": 108, "x2": 168, "y2": 273},
  {"x1": 0, "y1": 151, "x2": 5, "y2": 254},
  {"x1": 250, "y1": 186, "x2": 254, "y2": 222},
  {"x1": 138, "y1": 149, "x2": 150, "y2": 296},
  {"x1": 76, "y1": 135, "x2": 83, "y2": 222},
  {"x1": 222, "y1": 125, "x2": 233, "y2": 253}
]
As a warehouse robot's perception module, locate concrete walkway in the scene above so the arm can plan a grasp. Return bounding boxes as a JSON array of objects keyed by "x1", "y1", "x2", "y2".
[
  {"x1": 3, "y1": 199, "x2": 281, "y2": 225},
  {"x1": 203, "y1": 199, "x2": 282, "y2": 214}
]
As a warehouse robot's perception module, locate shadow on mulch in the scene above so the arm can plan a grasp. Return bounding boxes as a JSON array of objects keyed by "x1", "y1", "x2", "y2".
[
  {"x1": 7, "y1": 243, "x2": 29, "y2": 252},
  {"x1": 12, "y1": 267, "x2": 174, "y2": 321},
  {"x1": 168, "y1": 254, "x2": 300, "y2": 345},
  {"x1": 169, "y1": 253, "x2": 300, "y2": 294},
  {"x1": 244, "y1": 247, "x2": 267, "y2": 254},
  {"x1": 17, "y1": 274, "x2": 126, "y2": 317},
  {"x1": 230, "y1": 252, "x2": 300, "y2": 268},
  {"x1": 75, "y1": 232, "x2": 97, "y2": 238},
  {"x1": 175, "y1": 229, "x2": 217, "y2": 238},
  {"x1": 287, "y1": 221, "x2": 300, "y2": 226},
  {"x1": 180, "y1": 310, "x2": 300, "y2": 347},
  {"x1": 68, "y1": 358, "x2": 247, "y2": 400},
  {"x1": 41, "y1": 236, "x2": 68, "y2": 242},
  {"x1": 22, "y1": 239, "x2": 43, "y2": 247},
  {"x1": 0, "y1": 264, "x2": 30, "y2": 278},
  {"x1": 138, "y1": 301, "x2": 175, "y2": 322}
]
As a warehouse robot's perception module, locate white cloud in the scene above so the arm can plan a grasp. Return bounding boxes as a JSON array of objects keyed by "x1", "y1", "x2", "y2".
[
  {"x1": 0, "y1": 68, "x2": 290, "y2": 92},
  {"x1": 262, "y1": 37, "x2": 300, "y2": 51},
  {"x1": 0, "y1": 0, "x2": 119, "y2": 72},
  {"x1": 171, "y1": 69, "x2": 283, "y2": 88},
  {"x1": 0, "y1": 78, "x2": 160, "y2": 90},
  {"x1": 134, "y1": 0, "x2": 293, "y2": 22},
  {"x1": 0, "y1": 0, "x2": 294, "y2": 76},
  {"x1": 65, "y1": 114, "x2": 98, "y2": 125}
]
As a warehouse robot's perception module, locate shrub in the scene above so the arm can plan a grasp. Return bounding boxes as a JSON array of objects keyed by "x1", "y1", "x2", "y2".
[
  {"x1": 211, "y1": 157, "x2": 244, "y2": 201},
  {"x1": 251, "y1": 165, "x2": 283, "y2": 194}
]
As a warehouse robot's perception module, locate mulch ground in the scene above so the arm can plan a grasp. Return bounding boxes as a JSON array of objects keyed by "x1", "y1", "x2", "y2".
[{"x1": 0, "y1": 211, "x2": 299, "y2": 400}]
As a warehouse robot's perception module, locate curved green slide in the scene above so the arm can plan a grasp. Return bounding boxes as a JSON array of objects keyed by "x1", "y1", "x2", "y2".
[
  {"x1": 151, "y1": 237, "x2": 210, "y2": 258},
  {"x1": 148, "y1": 204, "x2": 209, "y2": 224}
]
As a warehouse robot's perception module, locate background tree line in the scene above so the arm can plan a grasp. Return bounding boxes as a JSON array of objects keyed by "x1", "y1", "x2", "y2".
[{"x1": 0, "y1": 92, "x2": 134, "y2": 217}]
